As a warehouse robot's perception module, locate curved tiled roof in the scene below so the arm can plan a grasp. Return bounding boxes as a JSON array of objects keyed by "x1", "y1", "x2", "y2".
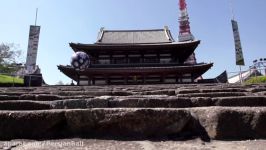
[
  {"x1": 58, "y1": 63, "x2": 213, "y2": 82},
  {"x1": 96, "y1": 26, "x2": 175, "y2": 44},
  {"x1": 69, "y1": 40, "x2": 200, "y2": 64}
]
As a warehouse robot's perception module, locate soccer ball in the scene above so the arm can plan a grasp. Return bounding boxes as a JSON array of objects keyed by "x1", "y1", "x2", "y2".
[{"x1": 71, "y1": 51, "x2": 90, "y2": 70}]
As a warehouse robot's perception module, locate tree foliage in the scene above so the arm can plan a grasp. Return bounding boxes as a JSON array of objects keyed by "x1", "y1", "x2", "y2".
[{"x1": 0, "y1": 43, "x2": 22, "y2": 73}]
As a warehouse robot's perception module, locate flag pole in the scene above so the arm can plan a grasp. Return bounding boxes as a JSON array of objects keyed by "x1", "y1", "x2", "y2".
[
  {"x1": 230, "y1": 0, "x2": 245, "y2": 84},
  {"x1": 229, "y1": 0, "x2": 235, "y2": 20},
  {"x1": 239, "y1": 65, "x2": 243, "y2": 83},
  {"x1": 35, "y1": 8, "x2": 38, "y2": 26}
]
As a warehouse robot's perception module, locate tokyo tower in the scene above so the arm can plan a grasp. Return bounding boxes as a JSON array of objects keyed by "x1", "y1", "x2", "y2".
[{"x1": 178, "y1": 0, "x2": 197, "y2": 65}]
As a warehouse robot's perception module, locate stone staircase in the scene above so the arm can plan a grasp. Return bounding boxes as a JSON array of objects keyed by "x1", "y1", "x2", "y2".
[{"x1": 0, "y1": 84, "x2": 266, "y2": 141}]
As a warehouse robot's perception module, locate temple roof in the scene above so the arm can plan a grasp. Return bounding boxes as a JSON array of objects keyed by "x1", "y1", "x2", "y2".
[
  {"x1": 70, "y1": 40, "x2": 200, "y2": 63},
  {"x1": 58, "y1": 63, "x2": 213, "y2": 82},
  {"x1": 96, "y1": 27, "x2": 175, "y2": 44}
]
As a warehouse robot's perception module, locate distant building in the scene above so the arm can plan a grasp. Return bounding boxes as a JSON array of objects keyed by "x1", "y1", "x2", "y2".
[
  {"x1": 58, "y1": 0, "x2": 213, "y2": 85},
  {"x1": 58, "y1": 27, "x2": 213, "y2": 85}
]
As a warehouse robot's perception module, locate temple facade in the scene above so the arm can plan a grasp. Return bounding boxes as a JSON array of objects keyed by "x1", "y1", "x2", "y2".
[{"x1": 58, "y1": 27, "x2": 213, "y2": 85}]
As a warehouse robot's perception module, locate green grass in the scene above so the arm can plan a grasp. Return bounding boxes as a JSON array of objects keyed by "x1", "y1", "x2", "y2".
[
  {"x1": 245, "y1": 76, "x2": 266, "y2": 84},
  {"x1": 0, "y1": 74, "x2": 24, "y2": 84}
]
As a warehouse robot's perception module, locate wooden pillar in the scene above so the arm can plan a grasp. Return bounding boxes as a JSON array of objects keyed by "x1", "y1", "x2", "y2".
[
  {"x1": 143, "y1": 75, "x2": 146, "y2": 84},
  {"x1": 77, "y1": 77, "x2": 80, "y2": 86},
  {"x1": 97, "y1": 54, "x2": 100, "y2": 64},
  {"x1": 176, "y1": 75, "x2": 179, "y2": 83},
  {"x1": 180, "y1": 75, "x2": 183, "y2": 83},
  {"x1": 141, "y1": 53, "x2": 144, "y2": 63},
  {"x1": 92, "y1": 76, "x2": 95, "y2": 85},
  {"x1": 161, "y1": 74, "x2": 165, "y2": 83},
  {"x1": 107, "y1": 77, "x2": 110, "y2": 85},
  {"x1": 105, "y1": 75, "x2": 109, "y2": 85},
  {"x1": 124, "y1": 76, "x2": 128, "y2": 85},
  {"x1": 110, "y1": 54, "x2": 113, "y2": 64},
  {"x1": 126, "y1": 53, "x2": 129, "y2": 63},
  {"x1": 88, "y1": 76, "x2": 91, "y2": 86},
  {"x1": 157, "y1": 53, "x2": 160, "y2": 63},
  {"x1": 76, "y1": 72, "x2": 80, "y2": 86},
  {"x1": 191, "y1": 74, "x2": 195, "y2": 83}
]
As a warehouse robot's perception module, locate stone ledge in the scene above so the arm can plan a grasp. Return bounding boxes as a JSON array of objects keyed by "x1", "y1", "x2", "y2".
[
  {"x1": 1, "y1": 96, "x2": 266, "y2": 110},
  {"x1": 0, "y1": 108, "x2": 191, "y2": 140},
  {"x1": 0, "y1": 107, "x2": 266, "y2": 140},
  {"x1": 190, "y1": 107, "x2": 266, "y2": 140}
]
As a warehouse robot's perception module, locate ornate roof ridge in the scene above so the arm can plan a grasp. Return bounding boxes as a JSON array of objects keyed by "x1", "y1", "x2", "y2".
[{"x1": 102, "y1": 28, "x2": 165, "y2": 32}]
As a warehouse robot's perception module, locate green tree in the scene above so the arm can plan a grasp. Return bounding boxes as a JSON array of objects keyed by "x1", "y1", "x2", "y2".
[{"x1": 0, "y1": 43, "x2": 23, "y2": 73}]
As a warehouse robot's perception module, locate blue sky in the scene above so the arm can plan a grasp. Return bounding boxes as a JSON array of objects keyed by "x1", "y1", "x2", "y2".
[{"x1": 1, "y1": 0, "x2": 266, "y2": 84}]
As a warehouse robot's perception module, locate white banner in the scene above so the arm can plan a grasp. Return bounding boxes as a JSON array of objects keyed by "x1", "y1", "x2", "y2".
[
  {"x1": 26, "y1": 25, "x2": 41, "y2": 69},
  {"x1": 231, "y1": 20, "x2": 245, "y2": 66}
]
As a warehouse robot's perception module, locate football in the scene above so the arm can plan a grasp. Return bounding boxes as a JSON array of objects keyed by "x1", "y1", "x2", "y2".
[{"x1": 70, "y1": 51, "x2": 90, "y2": 70}]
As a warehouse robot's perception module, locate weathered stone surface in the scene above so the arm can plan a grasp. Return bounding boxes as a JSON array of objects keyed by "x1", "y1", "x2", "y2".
[
  {"x1": 1, "y1": 107, "x2": 266, "y2": 140},
  {"x1": 51, "y1": 100, "x2": 88, "y2": 109},
  {"x1": 65, "y1": 108, "x2": 191, "y2": 138},
  {"x1": 0, "y1": 84, "x2": 266, "y2": 141},
  {"x1": 0, "y1": 101, "x2": 51, "y2": 110},
  {"x1": 191, "y1": 107, "x2": 266, "y2": 140},
  {"x1": 176, "y1": 89, "x2": 200, "y2": 94},
  {"x1": 36, "y1": 94, "x2": 62, "y2": 101},
  {"x1": 19, "y1": 94, "x2": 36, "y2": 100},
  {"x1": 190, "y1": 97, "x2": 212, "y2": 107},
  {"x1": 255, "y1": 91, "x2": 266, "y2": 96},
  {"x1": 142, "y1": 90, "x2": 176, "y2": 96},
  {"x1": 200, "y1": 88, "x2": 247, "y2": 93},
  {"x1": 2, "y1": 96, "x2": 266, "y2": 110},
  {"x1": 51, "y1": 99, "x2": 108, "y2": 109},
  {"x1": 18, "y1": 94, "x2": 62, "y2": 101},
  {"x1": 214, "y1": 96, "x2": 266, "y2": 107},
  {"x1": 0, "y1": 110, "x2": 65, "y2": 140},
  {"x1": 0, "y1": 109, "x2": 192, "y2": 140},
  {"x1": 177, "y1": 92, "x2": 247, "y2": 98},
  {"x1": 248, "y1": 87, "x2": 266, "y2": 93},
  {"x1": 111, "y1": 91, "x2": 133, "y2": 96},
  {"x1": 56, "y1": 91, "x2": 112, "y2": 97},
  {"x1": 2, "y1": 92, "x2": 29, "y2": 96},
  {"x1": 109, "y1": 97, "x2": 192, "y2": 108},
  {"x1": 0, "y1": 95, "x2": 19, "y2": 100}
]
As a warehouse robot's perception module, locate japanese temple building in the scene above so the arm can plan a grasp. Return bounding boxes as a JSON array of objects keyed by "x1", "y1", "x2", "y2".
[{"x1": 58, "y1": 27, "x2": 213, "y2": 85}]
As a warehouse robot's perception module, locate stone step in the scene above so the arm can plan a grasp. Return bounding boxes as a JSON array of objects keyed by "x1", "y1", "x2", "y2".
[
  {"x1": 0, "y1": 100, "x2": 51, "y2": 110},
  {"x1": 0, "y1": 107, "x2": 266, "y2": 140},
  {"x1": 0, "y1": 84, "x2": 265, "y2": 141},
  {"x1": 2, "y1": 85, "x2": 265, "y2": 96},
  {"x1": 0, "y1": 90, "x2": 254, "y2": 101},
  {"x1": 1, "y1": 96, "x2": 266, "y2": 110},
  {"x1": 177, "y1": 92, "x2": 247, "y2": 98},
  {"x1": 176, "y1": 88, "x2": 248, "y2": 94}
]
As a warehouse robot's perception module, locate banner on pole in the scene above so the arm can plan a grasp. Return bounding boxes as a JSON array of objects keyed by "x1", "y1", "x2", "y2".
[
  {"x1": 26, "y1": 25, "x2": 41, "y2": 72},
  {"x1": 231, "y1": 20, "x2": 245, "y2": 66}
]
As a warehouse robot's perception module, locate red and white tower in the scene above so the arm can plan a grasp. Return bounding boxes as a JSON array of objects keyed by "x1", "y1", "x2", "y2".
[
  {"x1": 178, "y1": 0, "x2": 194, "y2": 42},
  {"x1": 178, "y1": 0, "x2": 197, "y2": 65}
]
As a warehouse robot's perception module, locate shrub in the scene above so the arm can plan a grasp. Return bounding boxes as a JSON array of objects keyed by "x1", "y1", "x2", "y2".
[{"x1": 245, "y1": 76, "x2": 266, "y2": 84}]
